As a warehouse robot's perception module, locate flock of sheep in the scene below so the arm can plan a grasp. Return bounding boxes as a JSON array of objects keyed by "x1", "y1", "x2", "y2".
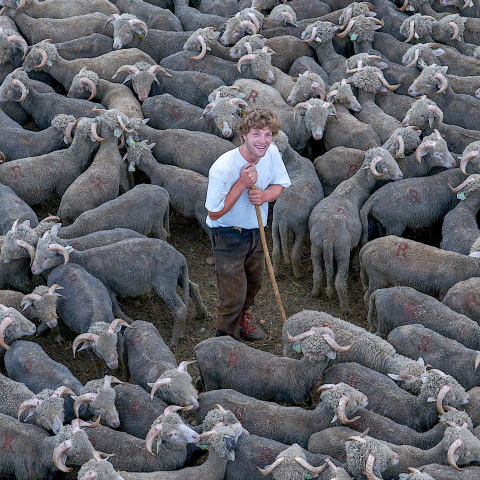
[{"x1": 2, "y1": 0, "x2": 480, "y2": 477}]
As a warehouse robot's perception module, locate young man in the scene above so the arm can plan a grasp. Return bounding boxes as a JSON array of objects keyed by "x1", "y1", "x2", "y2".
[{"x1": 205, "y1": 109, "x2": 291, "y2": 341}]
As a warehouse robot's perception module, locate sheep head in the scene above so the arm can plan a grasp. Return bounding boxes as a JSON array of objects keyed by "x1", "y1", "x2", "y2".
[
  {"x1": 402, "y1": 43, "x2": 445, "y2": 69},
  {"x1": 21, "y1": 284, "x2": 64, "y2": 329},
  {"x1": 229, "y1": 34, "x2": 266, "y2": 59},
  {"x1": 220, "y1": 8, "x2": 264, "y2": 46},
  {"x1": 286, "y1": 71, "x2": 326, "y2": 106},
  {"x1": 408, "y1": 64, "x2": 449, "y2": 96},
  {"x1": 0, "y1": 305, "x2": 36, "y2": 350},
  {"x1": 107, "y1": 13, "x2": 148, "y2": 50},
  {"x1": 327, "y1": 79, "x2": 362, "y2": 112},
  {"x1": 401, "y1": 96, "x2": 443, "y2": 132},
  {"x1": 362, "y1": 147, "x2": 404, "y2": 181},
  {"x1": 23, "y1": 40, "x2": 57, "y2": 71},
  {"x1": 201, "y1": 96, "x2": 248, "y2": 139},
  {"x1": 294, "y1": 98, "x2": 337, "y2": 141},
  {"x1": 318, "y1": 382, "x2": 368, "y2": 424},
  {"x1": 382, "y1": 127, "x2": 422, "y2": 159}
]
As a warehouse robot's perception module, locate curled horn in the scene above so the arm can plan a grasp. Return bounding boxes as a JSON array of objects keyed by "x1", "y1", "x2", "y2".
[
  {"x1": 342, "y1": 7, "x2": 353, "y2": 25},
  {"x1": 104, "y1": 375, "x2": 126, "y2": 389},
  {"x1": 116, "y1": 115, "x2": 134, "y2": 133},
  {"x1": 287, "y1": 329, "x2": 316, "y2": 343},
  {"x1": 11, "y1": 79, "x2": 28, "y2": 102},
  {"x1": 317, "y1": 384, "x2": 336, "y2": 392},
  {"x1": 145, "y1": 424, "x2": 163, "y2": 455},
  {"x1": 117, "y1": 134, "x2": 124, "y2": 149},
  {"x1": 191, "y1": 35, "x2": 207, "y2": 60},
  {"x1": 404, "y1": 21, "x2": 415, "y2": 43},
  {"x1": 449, "y1": 176, "x2": 477, "y2": 193},
  {"x1": 415, "y1": 140, "x2": 436, "y2": 163},
  {"x1": 244, "y1": 41, "x2": 253, "y2": 54},
  {"x1": 237, "y1": 54, "x2": 257, "y2": 72},
  {"x1": 397, "y1": 0, "x2": 409, "y2": 12},
  {"x1": 15, "y1": 0, "x2": 25, "y2": 10},
  {"x1": 149, "y1": 377, "x2": 172, "y2": 400},
  {"x1": 73, "y1": 416, "x2": 101, "y2": 429},
  {"x1": 33, "y1": 48, "x2": 48, "y2": 69},
  {"x1": 41, "y1": 215, "x2": 61, "y2": 223},
  {"x1": 449, "y1": 21, "x2": 459, "y2": 40},
  {"x1": 0, "y1": 316, "x2": 13, "y2": 349},
  {"x1": 17, "y1": 398, "x2": 42, "y2": 420},
  {"x1": 111, "y1": 65, "x2": 140, "y2": 80},
  {"x1": 447, "y1": 438, "x2": 464, "y2": 471},
  {"x1": 394, "y1": 135, "x2": 405, "y2": 159},
  {"x1": 327, "y1": 89, "x2": 338, "y2": 100},
  {"x1": 293, "y1": 101, "x2": 313, "y2": 120},
  {"x1": 53, "y1": 440, "x2": 73, "y2": 472},
  {"x1": 48, "y1": 243, "x2": 69, "y2": 264},
  {"x1": 256, "y1": 457, "x2": 285, "y2": 476},
  {"x1": 7, "y1": 35, "x2": 28, "y2": 58},
  {"x1": 375, "y1": 71, "x2": 401, "y2": 91},
  {"x1": 11, "y1": 219, "x2": 18, "y2": 232},
  {"x1": 436, "y1": 384, "x2": 451, "y2": 414},
  {"x1": 302, "y1": 26, "x2": 318, "y2": 44},
  {"x1": 90, "y1": 122, "x2": 106, "y2": 142},
  {"x1": 460, "y1": 150, "x2": 479, "y2": 175},
  {"x1": 72, "y1": 333, "x2": 99, "y2": 357},
  {"x1": 321, "y1": 333, "x2": 355, "y2": 353},
  {"x1": 434, "y1": 128, "x2": 442, "y2": 140},
  {"x1": 15, "y1": 239, "x2": 35, "y2": 265},
  {"x1": 129, "y1": 19, "x2": 148, "y2": 37},
  {"x1": 336, "y1": 19, "x2": 356, "y2": 38},
  {"x1": 365, "y1": 453, "x2": 382, "y2": 480},
  {"x1": 178, "y1": 360, "x2": 196, "y2": 372},
  {"x1": 281, "y1": 11, "x2": 295, "y2": 24},
  {"x1": 107, "y1": 318, "x2": 134, "y2": 333},
  {"x1": 427, "y1": 104, "x2": 443, "y2": 123},
  {"x1": 79, "y1": 77, "x2": 97, "y2": 101},
  {"x1": 240, "y1": 20, "x2": 258, "y2": 34},
  {"x1": 405, "y1": 48, "x2": 420, "y2": 68},
  {"x1": 362, "y1": 2, "x2": 375, "y2": 10},
  {"x1": 73, "y1": 393, "x2": 97, "y2": 418},
  {"x1": 475, "y1": 351, "x2": 480, "y2": 371},
  {"x1": 104, "y1": 14, "x2": 119, "y2": 27},
  {"x1": 21, "y1": 293, "x2": 42, "y2": 306},
  {"x1": 337, "y1": 395, "x2": 361, "y2": 424},
  {"x1": 312, "y1": 82, "x2": 326, "y2": 99},
  {"x1": 0, "y1": 151, "x2": 5, "y2": 163},
  {"x1": 370, "y1": 17, "x2": 384, "y2": 27},
  {"x1": 294, "y1": 456, "x2": 329, "y2": 474},
  {"x1": 229, "y1": 98, "x2": 249, "y2": 108},
  {"x1": 369, "y1": 156, "x2": 384, "y2": 177},
  {"x1": 48, "y1": 284, "x2": 64, "y2": 295},
  {"x1": 246, "y1": 12, "x2": 260, "y2": 31},
  {"x1": 433, "y1": 72, "x2": 448, "y2": 94},
  {"x1": 148, "y1": 65, "x2": 172, "y2": 78},
  {"x1": 51, "y1": 386, "x2": 75, "y2": 398}
]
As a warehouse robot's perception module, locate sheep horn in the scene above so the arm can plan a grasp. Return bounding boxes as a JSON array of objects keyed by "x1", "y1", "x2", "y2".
[
  {"x1": 394, "y1": 135, "x2": 405, "y2": 159},
  {"x1": 287, "y1": 329, "x2": 316, "y2": 342},
  {"x1": 17, "y1": 398, "x2": 42, "y2": 420},
  {"x1": 53, "y1": 439, "x2": 73, "y2": 472},
  {"x1": 145, "y1": 424, "x2": 163, "y2": 455},
  {"x1": 448, "y1": 175, "x2": 477, "y2": 193},
  {"x1": 0, "y1": 151, "x2": 5, "y2": 163},
  {"x1": 73, "y1": 393, "x2": 97, "y2": 418},
  {"x1": 104, "y1": 375, "x2": 126, "y2": 389},
  {"x1": 79, "y1": 77, "x2": 97, "y2": 101},
  {"x1": 447, "y1": 438, "x2": 464, "y2": 471},
  {"x1": 7, "y1": 35, "x2": 28, "y2": 58},
  {"x1": 90, "y1": 122, "x2": 107, "y2": 142},
  {"x1": 129, "y1": 19, "x2": 148, "y2": 36},
  {"x1": 302, "y1": 26, "x2": 318, "y2": 43},
  {"x1": 342, "y1": 7, "x2": 353, "y2": 26},
  {"x1": 64, "y1": 120, "x2": 76, "y2": 144},
  {"x1": 229, "y1": 98, "x2": 249, "y2": 108},
  {"x1": 41, "y1": 215, "x2": 61, "y2": 223},
  {"x1": 337, "y1": 395, "x2": 361, "y2": 424},
  {"x1": 293, "y1": 102, "x2": 313, "y2": 120},
  {"x1": 244, "y1": 41, "x2": 253, "y2": 54},
  {"x1": 294, "y1": 456, "x2": 329, "y2": 474},
  {"x1": 475, "y1": 351, "x2": 480, "y2": 371},
  {"x1": 323, "y1": 101, "x2": 336, "y2": 116},
  {"x1": 311, "y1": 81, "x2": 326, "y2": 100},
  {"x1": 436, "y1": 384, "x2": 451, "y2": 414},
  {"x1": 460, "y1": 150, "x2": 479, "y2": 175},
  {"x1": 191, "y1": 35, "x2": 208, "y2": 60},
  {"x1": 116, "y1": 115, "x2": 134, "y2": 133},
  {"x1": 369, "y1": 155, "x2": 385, "y2": 177},
  {"x1": 433, "y1": 72, "x2": 448, "y2": 94},
  {"x1": 362, "y1": 2, "x2": 375, "y2": 10},
  {"x1": 21, "y1": 293, "x2": 42, "y2": 306},
  {"x1": 74, "y1": 415, "x2": 101, "y2": 429},
  {"x1": 51, "y1": 386, "x2": 75, "y2": 398},
  {"x1": 111, "y1": 65, "x2": 140, "y2": 80},
  {"x1": 365, "y1": 453, "x2": 381, "y2": 480},
  {"x1": 246, "y1": 12, "x2": 260, "y2": 32},
  {"x1": 321, "y1": 333, "x2": 355, "y2": 353},
  {"x1": 48, "y1": 284, "x2": 64, "y2": 295},
  {"x1": 117, "y1": 134, "x2": 124, "y2": 149},
  {"x1": 148, "y1": 65, "x2": 172, "y2": 77},
  {"x1": 397, "y1": 0, "x2": 409, "y2": 12},
  {"x1": 72, "y1": 333, "x2": 99, "y2": 357},
  {"x1": 370, "y1": 17, "x2": 384, "y2": 27},
  {"x1": 427, "y1": 104, "x2": 443, "y2": 123},
  {"x1": 317, "y1": 384, "x2": 336, "y2": 392},
  {"x1": 327, "y1": 89, "x2": 338, "y2": 100},
  {"x1": 178, "y1": 360, "x2": 196, "y2": 372},
  {"x1": 215, "y1": 404, "x2": 228, "y2": 414},
  {"x1": 11, "y1": 79, "x2": 28, "y2": 102},
  {"x1": 449, "y1": 21, "x2": 459, "y2": 40},
  {"x1": 11, "y1": 219, "x2": 18, "y2": 232},
  {"x1": 48, "y1": 243, "x2": 69, "y2": 264},
  {"x1": 237, "y1": 54, "x2": 257, "y2": 72},
  {"x1": 15, "y1": 239, "x2": 35, "y2": 265},
  {"x1": 434, "y1": 128, "x2": 442, "y2": 140},
  {"x1": 33, "y1": 48, "x2": 48, "y2": 69},
  {"x1": 240, "y1": 20, "x2": 258, "y2": 34},
  {"x1": 149, "y1": 377, "x2": 172, "y2": 400},
  {"x1": 15, "y1": 0, "x2": 25, "y2": 9},
  {"x1": 405, "y1": 21, "x2": 416, "y2": 43},
  {"x1": 256, "y1": 457, "x2": 285, "y2": 475},
  {"x1": 107, "y1": 318, "x2": 134, "y2": 333},
  {"x1": 375, "y1": 71, "x2": 401, "y2": 91},
  {"x1": 405, "y1": 48, "x2": 420, "y2": 68},
  {"x1": 336, "y1": 19, "x2": 355, "y2": 38},
  {"x1": 415, "y1": 140, "x2": 436, "y2": 163},
  {"x1": 104, "y1": 14, "x2": 119, "y2": 27}
]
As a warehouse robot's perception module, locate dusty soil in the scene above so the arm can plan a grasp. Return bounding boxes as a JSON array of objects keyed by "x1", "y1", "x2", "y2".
[{"x1": 0, "y1": 207, "x2": 367, "y2": 386}]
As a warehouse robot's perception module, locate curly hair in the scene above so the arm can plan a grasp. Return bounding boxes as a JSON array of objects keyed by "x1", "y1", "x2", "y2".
[{"x1": 239, "y1": 108, "x2": 281, "y2": 138}]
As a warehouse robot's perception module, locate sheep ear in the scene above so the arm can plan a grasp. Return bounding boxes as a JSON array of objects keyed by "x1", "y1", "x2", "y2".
[
  {"x1": 22, "y1": 300, "x2": 31, "y2": 311},
  {"x1": 326, "y1": 351, "x2": 336, "y2": 359},
  {"x1": 142, "y1": 118, "x2": 150, "y2": 124},
  {"x1": 440, "y1": 66, "x2": 448, "y2": 74},
  {"x1": 22, "y1": 220, "x2": 30, "y2": 227},
  {"x1": 50, "y1": 223, "x2": 61, "y2": 236},
  {"x1": 331, "y1": 414, "x2": 338, "y2": 423},
  {"x1": 417, "y1": 357, "x2": 425, "y2": 366},
  {"x1": 122, "y1": 73, "x2": 133, "y2": 84},
  {"x1": 387, "y1": 374, "x2": 402, "y2": 381},
  {"x1": 461, "y1": 17, "x2": 468, "y2": 24},
  {"x1": 78, "y1": 342, "x2": 91, "y2": 352},
  {"x1": 433, "y1": 48, "x2": 445, "y2": 56},
  {"x1": 147, "y1": 143, "x2": 156, "y2": 150},
  {"x1": 378, "y1": 84, "x2": 387, "y2": 92},
  {"x1": 427, "y1": 397, "x2": 436, "y2": 402},
  {"x1": 431, "y1": 20, "x2": 439, "y2": 26}
]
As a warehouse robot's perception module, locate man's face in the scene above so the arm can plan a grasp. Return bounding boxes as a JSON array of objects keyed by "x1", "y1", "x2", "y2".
[{"x1": 243, "y1": 127, "x2": 273, "y2": 161}]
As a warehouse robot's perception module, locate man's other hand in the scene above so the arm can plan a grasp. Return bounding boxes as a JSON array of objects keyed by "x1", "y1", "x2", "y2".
[{"x1": 248, "y1": 187, "x2": 266, "y2": 206}]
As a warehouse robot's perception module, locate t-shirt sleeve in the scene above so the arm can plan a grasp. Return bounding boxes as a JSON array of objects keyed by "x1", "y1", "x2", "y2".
[
  {"x1": 270, "y1": 149, "x2": 292, "y2": 188},
  {"x1": 205, "y1": 174, "x2": 232, "y2": 213}
]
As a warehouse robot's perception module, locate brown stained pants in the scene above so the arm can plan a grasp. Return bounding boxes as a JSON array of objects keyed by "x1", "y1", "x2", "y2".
[{"x1": 210, "y1": 227, "x2": 265, "y2": 340}]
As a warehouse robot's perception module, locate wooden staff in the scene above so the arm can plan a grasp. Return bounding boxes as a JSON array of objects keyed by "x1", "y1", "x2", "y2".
[{"x1": 251, "y1": 185, "x2": 287, "y2": 324}]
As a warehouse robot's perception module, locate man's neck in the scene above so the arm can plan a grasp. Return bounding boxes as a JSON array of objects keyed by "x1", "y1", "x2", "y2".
[{"x1": 239, "y1": 144, "x2": 260, "y2": 164}]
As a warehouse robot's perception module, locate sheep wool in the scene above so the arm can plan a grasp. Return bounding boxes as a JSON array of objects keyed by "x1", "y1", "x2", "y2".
[
  {"x1": 76, "y1": 67, "x2": 100, "y2": 86},
  {"x1": 443, "y1": 424, "x2": 480, "y2": 464},
  {"x1": 2, "y1": 224, "x2": 38, "y2": 259},
  {"x1": 51, "y1": 114, "x2": 76, "y2": 133},
  {"x1": 439, "y1": 408, "x2": 473, "y2": 430},
  {"x1": 301, "y1": 21, "x2": 337, "y2": 44},
  {"x1": 350, "y1": 15, "x2": 376, "y2": 43},
  {"x1": 399, "y1": 469, "x2": 436, "y2": 480},
  {"x1": 268, "y1": 5, "x2": 297, "y2": 26},
  {"x1": 405, "y1": 0, "x2": 432, "y2": 11},
  {"x1": 364, "y1": 146, "x2": 394, "y2": 166},
  {"x1": 402, "y1": 44, "x2": 439, "y2": 67},
  {"x1": 339, "y1": 2, "x2": 372, "y2": 24},
  {"x1": 86, "y1": 322, "x2": 118, "y2": 358},
  {"x1": 435, "y1": 14, "x2": 465, "y2": 42},
  {"x1": 347, "y1": 53, "x2": 383, "y2": 70},
  {"x1": 405, "y1": 97, "x2": 442, "y2": 130},
  {"x1": 208, "y1": 86, "x2": 246, "y2": 104},
  {"x1": 74, "y1": 117, "x2": 96, "y2": 139},
  {"x1": 452, "y1": 174, "x2": 480, "y2": 197},
  {"x1": 78, "y1": 459, "x2": 118, "y2": 480},
  {"x1": 320, "y1": 383, "x2": 368, "y2": 418},
  {"x1": 384, "y1": 128, "x2": 422, "y2": 156},
  {"x1": 463, "y1": 141, "x2": 480, "y2": 163},
  {"x1": 421, "y1": 370, "x2": 468, "y2": 407},
  {"x1": 55, "y1": 424, "x2": 93, "y2": 460},
  {"x1": 328, "y1": 81, "x2": 357, "y2": 106},
  {"x1": 350, "y1": 66, "x2": 383, "y2": 93},
  {"x1": 1, "y1": 374, "x2": 32, "y2": 416},
  {"x1": 202, "y1": 408, "x2": 239, "y2": 432},
  {"x1": 31, "y1": 390, "x2": 65, "y2": 429},
  {"x1": 183, "y1": 28, "x2": 221, "y2": 53},
  {"x1": 266, "y1": 444, "x2": 311, "y2": 480},
  {"x1": 289, "y1": 71, "x2": 325, "y2": 104},
  {"x1": 400, "y1": 14, "x2": 434, "y2": 41},
  {"x1": 31, "y1": 40, "x2": 58, "y2": 65},
  {"x1": 299, "y1": 326, "x2": 337, "y2": 362},
  {"x1": 273, "y1": 130, "x2": 289, "y2": 154},
  {"x1": 202, "y1": 425, "x2": 238, "y2": 459}
]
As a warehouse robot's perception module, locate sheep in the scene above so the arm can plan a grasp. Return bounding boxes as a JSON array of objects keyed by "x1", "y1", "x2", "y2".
[
  {"x1": 0, "y1": 111, "x2": 77, "y2": 161},
  {"x1": 441, "y1": 277, "x2": 480, "y2": 325},
  {"x1": 0, "y1": 304, "x2": 36, "y2": 353},
  {"x1": 322, "y1": 363, "x2": 469, "y2": 431},
  {"x1": 285, "y1": 70, "x2": 326, "y2": 106},
  {"x1": 360, "y1": 235, "x2": 480, "y2": 307},
  {"x1": 126, "y1": 117, "x2": 234, "y2": 176},
  {"x1": 67, "y1": 67, "x2": 143, "y2": 118},
  {"x1": 402, "y1": 43, "x2": 446, "y2": 68},
  {"x1": 263, "y1": 5, "x2": 298, "y2": 29},
  {"x1": 308, "y1": 148, "x2": 403, "y2": 312},
  {"x1": 0, "y1": 25, "x2": 27, "y2": 68},
  {"x1": 382, "y1": 126, "x2": 425, "y2": 170},
  {"x1": 31, "y1": 231, "x2": 207, "y2": 346},
  {"x1": 171, "y1": 0, "x2": 226, "y2": 31},
  {"x1": 22, "y1": 40, "x2": 155, "y2": 90},
  {"x1": 358, "y1": 168, "x2": 468, "y2": 248},
  {"x1": 78, "y1": 459, "x2": 123, "y2": 480},
  {"x1": 0, "y1": 68, "x2": 104, "y2": 129},
  {"x1": 1, "y1": 0, "x2": 118, "y2": 17},
  {"x1": 183, "y1": 27, "x2": 223, "y2": 60},
  {"x1": 120, "y1": 421, "x2": 243, "y2": 480},
  {"x1": 389, "y1": 324, "x2": 480, "y2": 391},
  {"x1": 123, "y1": 320, "x2": 199, "y2": 408},
  {"x1": 419, "y1": 464, "x2": 480, "y2": 479},
  {"x1": 400, "y1": 13, "x2": 437, "y2": 43},
  {"x1": 57, "y1": 109, "x2": 130, "y2": 225},
  {"x1": 282, "y1": 310, "x2": 427, "y2": 394},
  {"x1": 195, "y1": 334, "x2": 354, "y2": 405},
  {"x1": 219, "y1": 7, "x2": 264, "y2": 46},
  {"x1": 229, "y1": 34, "x2": 267, "y2": 59},
  {"x1": 55, "y1": 33, "x2": 115, "y2": 60},
  {"x1": 123, "y1": 140, "x2": 208, "y2": 232},
  {"x1": 271, "y1": 130, "x2": 323, "y2": 278},
  {"x1": 84, "y1": 406, "x2": 200, "y2": 472},
  {"x1": 0, "y1": 237, "x2": 32, "y2": 292},
  {"x1": 195, "y1": 383, "x2": 368, "y2": 448},
  {"x1": 336, "y1": 14, "x2": 385, "y2": 54},
  {"x1": 339, "y1": 1, "x2": 377, "y2": 27},
  {"x1": 0, "y1": 185, "x2": 38, "y2": 234},
  {"x1": 0, "y1": 414, "x2": 105, "y2": 480},
  {"x1": 401, "y1": 95, "x2": 444, "y2": 134}
]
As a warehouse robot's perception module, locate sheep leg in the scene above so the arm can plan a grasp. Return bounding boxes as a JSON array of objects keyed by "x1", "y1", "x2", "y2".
[
  {"x1": 324, "y1": 239, "x2": 335, "y2": 298},
  {"x1": 279, "y1": 222, "x2": 291, "y2": 266},
  {"x1": 360, "y1": 258, "x2": 368, "y2": 292},
  {"x1": 109, "y1": 292, "x2": 134, "y2": 323},
  {"x1": 272, "y1": 217, "x2": 282, "y2": 276},
  {"x1": 291, "y1": 228, "x2": 306, "y2": 279},
  {"x1": 188, "y1": 280, "x2": 208, "y2": 319},
  {"x1": 164, "y1": 202, "x2": 171, "y2": 238},
  {"x1": 335, "y1": 250, "x2": 352, "y2": 314},
  {"x1": 158, "y1": 284, "x2": 188, "y2": 346},
  {"x1": 311, "y1": 241, "x2": 324, "y2": 297},
  {"x1": 367, "y1": 291, "x2": 379, "y2": 333},
  {"x1": 51, "y1": 325, "x2": 64, "y2": 344}
]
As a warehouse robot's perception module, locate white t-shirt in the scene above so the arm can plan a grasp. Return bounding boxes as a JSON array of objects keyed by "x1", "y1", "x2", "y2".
[{"x1": 205, "y1": 144, "x2": 291, "y2": 229}]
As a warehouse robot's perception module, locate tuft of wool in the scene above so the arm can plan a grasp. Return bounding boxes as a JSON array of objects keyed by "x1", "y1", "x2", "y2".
[
  {"x1": 299, "y1": 326, "x2": 337, "y2": 362},
  {"x1": 320, "y1": 383, "x2": 368, "y2": 418},
  {"x1": 421, "y1": 370, "x2": 468, "y2": 408},
  {"x1": 51, "y1": 114, "x2": 76, "y2": 132},
  {"x1": 463, "y1": 141, "x2": 480, "y2": 161},
  {"x1": 76, "y1": 67, "x2": 100, "y2": 85},
  {"x1": 73, "y1": 118, "x2": 96, "y2": 138},
  {"x1": 88, "y1": 322, "x2": 110, "y2": 336},
  {"x1": 350, "y1": 66, "x2": 383, "y2": 93},
  {"x1": 184, "y1": 27, "x2": 220, "y2": 52},
  {"x1": 434, "y1": 14, "x2": 465, "y2": 42},
  {"x1": 384, "y1": 128, "x2": 422, "y2": 156},
  {"x1": 350, "y1": 15, "x2": 377, "y2": 43},
  {"x1": 78, "y1": 459, "x2": 118, "y2": 480},
  {"x1": 265, "y1": 444, "x2": 310, "y2": 480},
  {"x1": 229, "y1": 34, "x2": 265, "y2": 58},
  {"x1": 328, "y1": 81, "x2": 358, "y2": 106},
  {"x1": 273, "y1": 130, "x2": 289, "y2": 153},
  {"x1": 400, "y1": 14, "x2": 434, "y2": 40},
  {"x1": 301, "y1": 21, "x2": 336, "y2": 44},
  {"x1": 405, "y1": 97, "x2": 441, "y2": 130},
  {"x1": 32, "y1": 40, "x2": 58, "y2": 63},
  {"x1": 364, "y1": 146, "x2": 393, "y2": 165},
  {"x1": 406, "y1": 0, "x2": 432, "y2": 11},
  {"x1": 268, "y1": 5, "x2": 297, "y2": 26},
  {"x1": 402, "y1": 44, "x2": 438, "y2": 67},
  {"x1": 439, "y1": 408, "x2": 473, "y2": 430},
  {"x1": 339, "y1": 2, "x2": 372, "y2": 24},
  {"x1": 202, "y1": 407, "x2": 239, "y2": 432}
]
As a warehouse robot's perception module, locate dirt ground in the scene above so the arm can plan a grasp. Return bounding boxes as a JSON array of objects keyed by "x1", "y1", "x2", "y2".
[{"x1": 0, "y1": 207, "x2": 368, "y2": 386}]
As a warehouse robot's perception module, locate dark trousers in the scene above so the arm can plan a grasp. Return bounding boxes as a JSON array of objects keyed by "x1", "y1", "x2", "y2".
[{"x1": 209, "y1": 227, "x2": 265, "y2": 339}]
